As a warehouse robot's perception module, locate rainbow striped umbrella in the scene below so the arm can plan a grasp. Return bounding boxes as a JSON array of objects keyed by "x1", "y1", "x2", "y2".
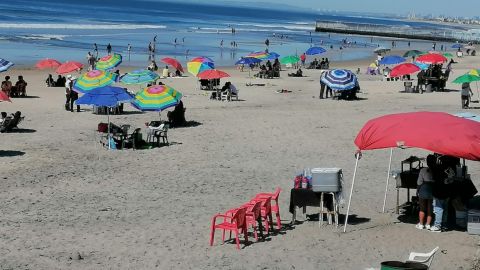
[
  {"x1": 246, "y1": 51, "x2": 280, "y2": 60},
  {"x1": 120, "y1": 69, "x2": 159, "y2": 85},
  {"x1": 96, "y1": 53, "x2": 122, "y2": 70},
  {"x1": 187, "y1": 57, "x2": 214, "y2": 76},
  {"x1": 73, "y1": 70, "x2": 117, "y2": 93},
  {"x1": 132, "y1": 84, "x2": 182, "y2": 112}
]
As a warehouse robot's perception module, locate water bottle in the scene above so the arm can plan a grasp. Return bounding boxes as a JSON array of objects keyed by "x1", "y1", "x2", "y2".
[{"x1": 302, "y1": 168, "x2": 310, "y2": 189}]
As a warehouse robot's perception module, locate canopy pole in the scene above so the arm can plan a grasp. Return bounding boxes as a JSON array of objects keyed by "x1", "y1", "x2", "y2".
[
  {"x1": 382, "y1": 148, "x2": 394, "y2": 213},
  {"x1": 344, "y1": 153, "x2": 361, "y2": 233}
]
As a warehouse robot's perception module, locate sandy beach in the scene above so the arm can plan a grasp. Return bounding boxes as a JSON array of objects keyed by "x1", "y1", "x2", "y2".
[{"x1": 1, "y1": 52, "x2": 480, "y2": 270}]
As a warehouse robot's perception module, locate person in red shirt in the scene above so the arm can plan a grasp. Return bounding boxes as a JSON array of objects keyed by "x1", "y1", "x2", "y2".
[{"x1": 300, "y1": 53, "x2": 306, "y2": 67}]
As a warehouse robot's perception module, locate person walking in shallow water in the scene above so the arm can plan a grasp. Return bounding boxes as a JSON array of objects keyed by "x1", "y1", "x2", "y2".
[{"x1": 107, "y1": 43, "x2": 112, "y2": 55}]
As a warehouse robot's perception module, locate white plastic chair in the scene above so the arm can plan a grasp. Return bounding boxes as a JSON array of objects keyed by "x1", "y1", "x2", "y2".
[{"x1": 406, "y1": 246, "x2": 439, "y2": 269}]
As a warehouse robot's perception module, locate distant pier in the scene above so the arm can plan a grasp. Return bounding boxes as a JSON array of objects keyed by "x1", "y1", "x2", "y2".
[{"x1": 315, "y1": 20, "x2": 480, "y2": 43}]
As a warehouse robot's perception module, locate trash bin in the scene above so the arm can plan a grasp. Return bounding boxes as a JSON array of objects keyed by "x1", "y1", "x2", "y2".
[
  {"x1": 425, "y1": 84, "x2": 433, "y2": 93},
  {"x1": 381, "y1": 261, "x2": 428, "y2": 270}
]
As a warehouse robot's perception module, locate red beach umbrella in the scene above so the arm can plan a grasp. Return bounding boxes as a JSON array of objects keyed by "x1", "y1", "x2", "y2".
[
  {"x1": 35, "y1": 58, "x2": 62, "y2": 69},
  {"x1": 0, "y1": 90, "x2": 11, "y2": 102},
  {"x1": 161, "y1": 57, "x2": 184, "y2": 73},
  {"x1": 56, "y1": 61, "x2": 84, "y2": 74},
  {"x1": 389, "y1": 63, "x2": 421, "y2": 77},
  {"x1": 415, "y1": 53, "x2": 447, "y2": 64},
  {"x1": 197, "y1": 69, "x2": 230, "y2": 79}
]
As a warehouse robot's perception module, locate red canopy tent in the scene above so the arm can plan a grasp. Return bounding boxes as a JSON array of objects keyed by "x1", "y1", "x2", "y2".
[{"x1": 344, "y1": 111, "x2": 480, "y2": 231}]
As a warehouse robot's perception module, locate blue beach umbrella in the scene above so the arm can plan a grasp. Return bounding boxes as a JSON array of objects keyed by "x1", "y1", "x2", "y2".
[
  {"x1": 0, "y1": 58, "x2": 14, "y2": 72},
  {"x1": 306, "y1": 47, "x2": 327, "y2": 55},
  {"x1": 320, "y1": 69, "x2": 358, "y2": 91},
  {"x1": 379, "y1": 55, "x2": 406, "y2": 65},
  {"x1": 76, "y1": 86, "x2": 133, "y2": 107},
  {"x1": 413, "y1": 61, "x2": 429, "y2": 70},
  {"x1": 266, "y1": 52, "x2": 280, "y2": 60},
  {"x1": 451, "y1": 44, "x2": 463, "y2": 49},
  {"x1": 235, "y1": 57, "x2": 261, "y2": 65}
]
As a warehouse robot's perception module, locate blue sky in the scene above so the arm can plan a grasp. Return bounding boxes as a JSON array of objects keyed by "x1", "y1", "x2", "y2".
[{"x1": 214, "y1": 0, "x2": 480, "y2": 17}]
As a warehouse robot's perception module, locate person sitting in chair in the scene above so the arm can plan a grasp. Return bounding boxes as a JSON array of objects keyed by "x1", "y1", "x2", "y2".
[
  {"x1": 46, "y1": 74, "x2": 55, "y2": 87},
  {"x1": 175, "y1": 69, "x2": 182, "y2": 77},
  {"x1": 1, "y1": 76, "x2": 12, "y2": 97},
  {"x1": 14, "y1": 75, "x2": 27, "y2": 97},
  {"x1": 147, "y1": 60, "x2": 158, "y2": 71},
  {"x1": 167, "y1": 100, "x2": 186, "y2": 127},
  {"x1": 0, "y1": 112, "x2": 7, "y2": 124},
  {"x1": 162, "y1": 66, "x2": 169, "y2": 78},
  {"x1": 0, "y1": 111, "x2": 22, "y2": 133}
]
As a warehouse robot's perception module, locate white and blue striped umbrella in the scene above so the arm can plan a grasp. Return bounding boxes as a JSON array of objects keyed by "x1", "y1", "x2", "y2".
[
  {"x1": 320, "y1": 69, "x2": 358, "y2": 91},
  {"x1": 0, "y1": 58, "x2": 14, "y2": 72}
]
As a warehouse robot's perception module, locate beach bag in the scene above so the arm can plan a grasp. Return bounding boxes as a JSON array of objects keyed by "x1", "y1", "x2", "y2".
[{"x1": 98, "y1": 123, "x2": 108, "y2": 133}]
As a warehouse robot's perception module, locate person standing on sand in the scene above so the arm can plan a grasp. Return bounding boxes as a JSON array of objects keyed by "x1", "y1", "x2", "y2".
[
  {"x1": 86, "y1": 52, "x2": 95, "y2": 71},
  {"x1": 415, "y1": 154, "x2": 435, "y2": 230},
  {"x1": 461, "y1": 82, "x2": 473, "y2": 109},
  {"x1": 127, "y1": 44, "x2": 131, "y2": 61},
  {"x1": 65, "y1": 75, "x2": 72, "y2": 111},
  {"x1": 300, "y1": 53, "x2": 306, "y2": 67},
  {"x1": 107, "y1": 43, "x2": 112, "y2": 55},
  {"x1": 319, "y1": 78, "x2": 326, "y2": 99},
  {"x1": 93, "y1": 43, "x2": 98, "y2": 57}
]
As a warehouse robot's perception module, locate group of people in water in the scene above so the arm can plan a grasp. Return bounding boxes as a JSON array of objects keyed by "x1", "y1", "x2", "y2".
[{"x1": 1, "y1": 75, "x2": 28, "y2": 97}]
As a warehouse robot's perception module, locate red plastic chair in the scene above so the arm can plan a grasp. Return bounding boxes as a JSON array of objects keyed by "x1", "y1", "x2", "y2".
[
  {"x1": 210, "y1": 207, "x2": 248, "y2": 250},
  {"x1": 224, "y1": 201, "x2": 263, "y2": 242},
  {"x1": 244, "y1": 201, "x2": 262, "y2": 241},
  {"x1": 255, "y1": 188, "x2": 282, "y2": 230},
  {"x1": 248, "y1": 197, "x2": 273, "y2": 234}
]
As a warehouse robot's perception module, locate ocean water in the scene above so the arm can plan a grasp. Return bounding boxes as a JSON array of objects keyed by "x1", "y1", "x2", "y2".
[{"x1": 0, "y1": 0, "x2": 462, "y2": 67}]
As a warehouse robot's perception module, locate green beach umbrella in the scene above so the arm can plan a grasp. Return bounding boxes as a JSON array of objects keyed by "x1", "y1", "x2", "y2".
[
  {"x1": 443, "y1": 52, "x2": 454, "y2": 58},
  {"x1": 452, "y1": 74, "x2": 480, "y2": 84},
  {"x1": 280, "y1": 55, "x2": 300, "y2": 65},
  {"x1": 403, "y1": 50, "x2": 424, "y2": 58}
]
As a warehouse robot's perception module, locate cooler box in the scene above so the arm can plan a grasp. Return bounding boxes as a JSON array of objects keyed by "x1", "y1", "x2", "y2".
[
  {"x1": 468, "y1": 209, "x2": 480, "y2": 235},
  {"x1": 310, "y1": 168, "x2": 342, "y2": 192}
]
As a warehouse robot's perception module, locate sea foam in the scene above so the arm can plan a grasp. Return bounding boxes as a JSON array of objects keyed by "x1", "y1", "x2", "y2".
[{"x1": 0, "y1": 23, "x2": 166, "y2": 30}]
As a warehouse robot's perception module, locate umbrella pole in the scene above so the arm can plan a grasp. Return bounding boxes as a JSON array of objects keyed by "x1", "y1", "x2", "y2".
[
  {"x1": 382, "y1": 148, "x2": 393, "y2": 213},
  {"x1": 344, "y1": 153, "x2": 360, "y2": 232},
  {"x1": 107, "y1": 109, "x2": 111, "y2": 150}
]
